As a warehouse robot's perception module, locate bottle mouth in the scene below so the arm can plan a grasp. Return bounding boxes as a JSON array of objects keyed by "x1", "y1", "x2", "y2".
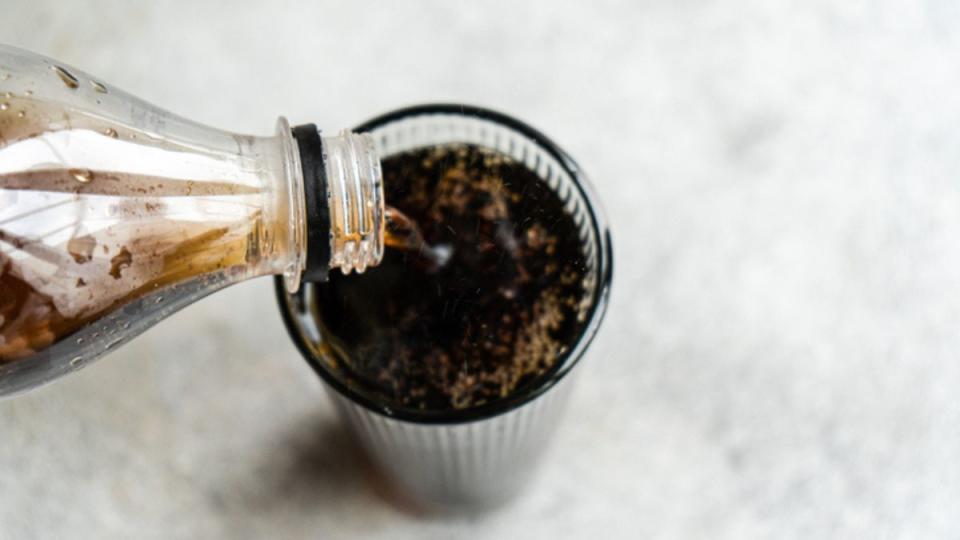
[{"x1": 322, "y1": 130, "x2": 385, "y2": 274}]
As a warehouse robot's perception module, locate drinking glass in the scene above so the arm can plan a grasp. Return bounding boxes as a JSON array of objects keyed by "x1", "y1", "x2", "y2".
[{"x1": 276, "y1": 104, "x2": 613, "y2": 510}]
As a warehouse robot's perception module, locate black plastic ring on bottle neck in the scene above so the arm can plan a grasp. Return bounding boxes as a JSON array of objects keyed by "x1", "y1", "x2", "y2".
[{"x1": 291, "y1": 123, "x2": 330, "y2": 282}]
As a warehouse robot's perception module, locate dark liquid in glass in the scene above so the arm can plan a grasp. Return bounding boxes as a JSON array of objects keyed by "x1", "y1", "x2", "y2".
[{"x1": 313, "y1": 144, "x2": 591, "y2": 411}]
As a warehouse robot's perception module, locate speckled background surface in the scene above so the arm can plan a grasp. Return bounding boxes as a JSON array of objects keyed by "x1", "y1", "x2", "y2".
[{"x1": 3, "y1": 1, "x2": 960, "y2": 538}]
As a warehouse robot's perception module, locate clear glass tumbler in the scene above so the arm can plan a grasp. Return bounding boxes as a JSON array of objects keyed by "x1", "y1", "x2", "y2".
[{"x1": 275, "y1": 104, "x2": 613, "y2": 510}]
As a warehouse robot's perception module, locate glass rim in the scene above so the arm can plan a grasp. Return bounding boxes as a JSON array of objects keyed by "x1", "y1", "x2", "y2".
[{"x1": 276, "y1": 103, "x2": 613, "y2": 425}]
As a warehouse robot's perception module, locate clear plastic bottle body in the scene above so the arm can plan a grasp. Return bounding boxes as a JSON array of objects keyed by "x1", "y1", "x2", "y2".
[{"x1": 0, "y1": 45, "x2": 383, "y2": 396}]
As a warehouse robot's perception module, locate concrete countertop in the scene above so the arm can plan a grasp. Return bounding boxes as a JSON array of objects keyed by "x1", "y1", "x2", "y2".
[{"x1": 2, "y1": 2, "x2": 959, "y2": 538}]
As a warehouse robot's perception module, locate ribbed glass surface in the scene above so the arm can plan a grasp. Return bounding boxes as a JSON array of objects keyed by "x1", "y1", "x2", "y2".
[{"x1": 327, "y1": 373, "x2": 575, "y2": 509}]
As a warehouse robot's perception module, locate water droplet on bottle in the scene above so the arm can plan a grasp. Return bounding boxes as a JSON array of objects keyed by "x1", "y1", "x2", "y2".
[
  {"x1": 70, "y1": 356, "x2": 83, "y2": 367},
  {"x1": 106, "y1": 337, "x2": 123, "y2": 349},
  {"x1": 90, "y1": 80, "x2": 107, "y2": 93},
  {"x1": 69, "y1": 168, "x2": 93, "y2": 184},
  {"x1": 0, "y1": 103, "x2": 8, "y2": 111},
  {"x1": 76, "y1": 337, "x2": 84, "y2": 345},
  {"x1": 16, "y1": 111, "x2": 24, "y2": 118},
  {"x1": 51, "y1": 65, "x2": 79, "y2": 89},
  {"x1": 155, "y1": 296, "x2": 164, "y2": 304},
  {"x1": 24, "y1": 89, "x2": 32, "y2": 96},
  {"x1": 2, "y1": 92, "x2": 11, "y2": 99},
  {"x1": 122, "y1": 321, "x2": 131, "y2": 330},
  {"x1": 104, "y1": 127, "x2": 118, "y2": 138}
]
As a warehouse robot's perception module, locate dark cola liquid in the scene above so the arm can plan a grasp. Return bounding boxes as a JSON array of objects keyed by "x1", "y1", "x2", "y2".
[{"x1": 313, "y1": 144, "x2": 591, "y2": 411}]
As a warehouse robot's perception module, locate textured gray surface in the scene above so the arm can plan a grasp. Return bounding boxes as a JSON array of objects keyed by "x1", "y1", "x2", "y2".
[{"x1": 2, "y1": 1, "x2": 960, "y2": 538}]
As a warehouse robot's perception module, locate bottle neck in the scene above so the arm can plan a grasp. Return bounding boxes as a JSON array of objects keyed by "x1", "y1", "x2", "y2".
[{"x1": 286, "y1": 123, "x2": 385, "y2": 290}]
